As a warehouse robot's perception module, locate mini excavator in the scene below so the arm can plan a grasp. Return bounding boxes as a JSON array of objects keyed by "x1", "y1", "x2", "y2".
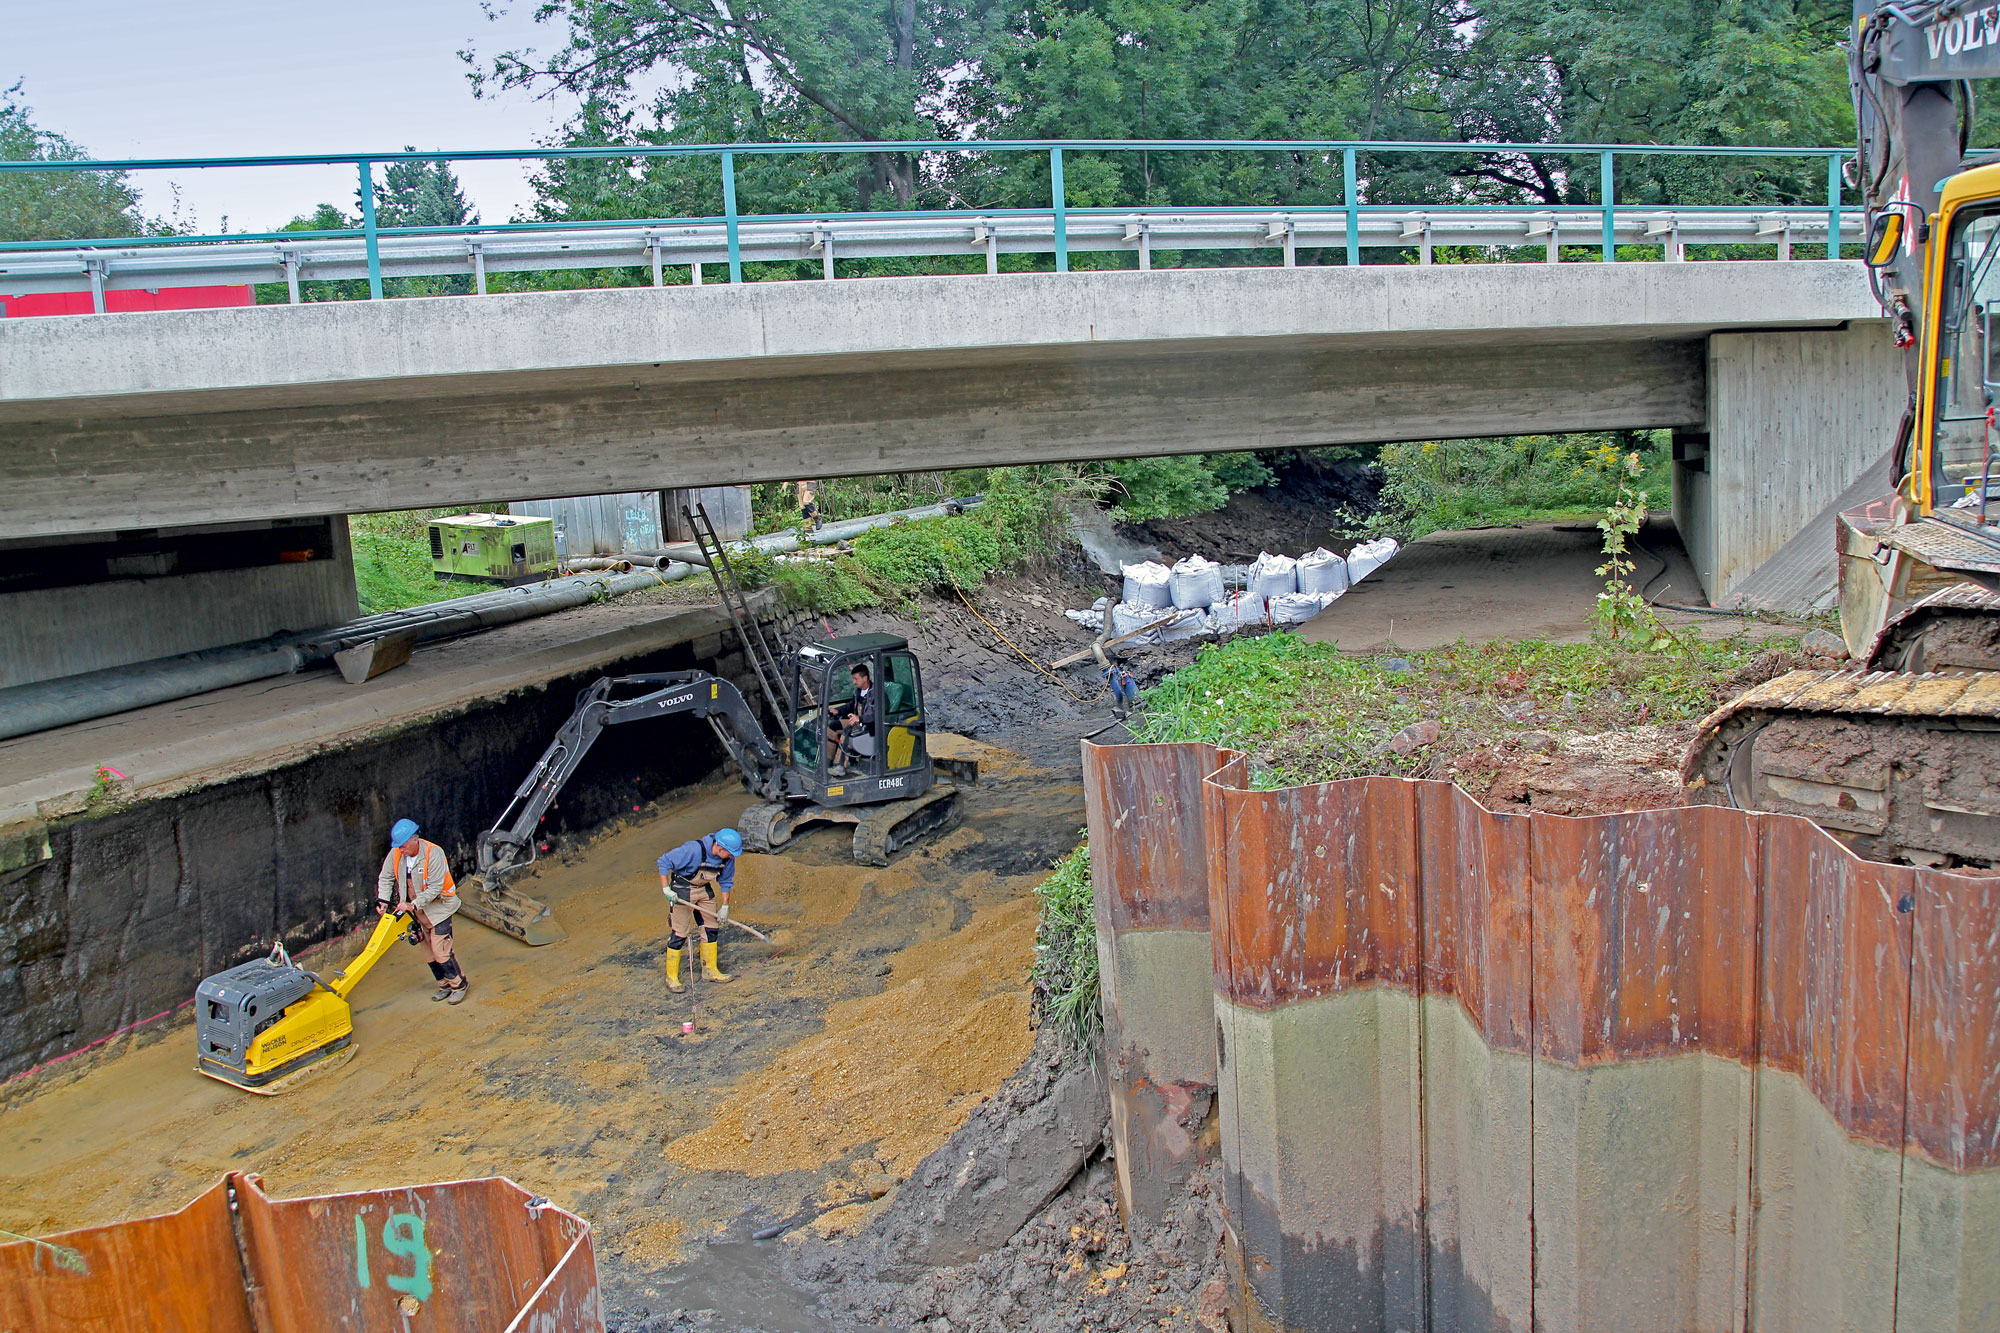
[
  {"x1": 1684, "y1": 0, "x2": 2000, "y2": 865},
  {"x1": 194, "y1": 907, "x2": 417, "y2": 1093},
  {"x1": 456, "y1": 504, "x2": 974, "y2": 944}
]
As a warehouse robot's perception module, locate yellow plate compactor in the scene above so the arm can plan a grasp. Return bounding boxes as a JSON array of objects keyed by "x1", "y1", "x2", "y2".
[{"x1": 193, "y1": 909, "x2": 413, "y2": 1094}]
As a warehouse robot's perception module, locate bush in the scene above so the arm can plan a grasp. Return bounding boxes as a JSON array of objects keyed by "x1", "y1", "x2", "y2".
[
  {"x1": 1363, "y1": 432, "x2": 1671, "y2": 540},
  {"x1": 1103, "y1": 451, "x2": 1274, "y2": 522}
]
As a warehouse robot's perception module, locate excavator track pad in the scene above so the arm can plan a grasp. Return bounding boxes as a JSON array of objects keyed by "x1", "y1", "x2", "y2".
[
  {"x1": 1864, "y1": 582, "x2": 2000, "y2": 673},
  {"x1": 1683, "y1": 668, "x2": 2000, "y2": 865}
]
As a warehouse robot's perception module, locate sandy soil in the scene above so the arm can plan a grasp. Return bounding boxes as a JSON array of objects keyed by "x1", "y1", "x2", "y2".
[{"x1": 0, "y1": 733, "x2": 1084, "y2": 1322}]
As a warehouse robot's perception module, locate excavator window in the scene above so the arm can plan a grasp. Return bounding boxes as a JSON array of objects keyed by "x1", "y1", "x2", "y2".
[
  {"x1": 883, "y1": 652, "x2": 927, "y2": 771},
  {"x1": 1934, "y1": 207, "x2": 2000, "y2": 508}
]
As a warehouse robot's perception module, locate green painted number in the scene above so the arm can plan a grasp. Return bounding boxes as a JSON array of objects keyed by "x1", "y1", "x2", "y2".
[{"x1": 381, "y1": 1213, "x2": 433, "y2": 1303}]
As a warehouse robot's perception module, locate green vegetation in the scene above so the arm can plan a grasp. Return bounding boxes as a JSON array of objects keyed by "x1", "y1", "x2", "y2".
[
  {"x1": 1360, "y1": 431, "x2": 1673, "y2": 541},
  {"x1": 1, "y1": 87, "x2": 163, "y2": 241},
  {"x1": 1031, "y1": 844, "x2": 1101, "y2": 1054},
  {"x1": 1102, "y1": 453, "x2": 1275, "y2": 522},
  {"x1": 1130, "y1": 629, "x2": 1784, "y2": 785},
  {"x1": 744, "y1": 466, "x2": 1076, "y2": 613},
  {"x1": 348, "y1": 509, "x2": 490, "y2": 615}
]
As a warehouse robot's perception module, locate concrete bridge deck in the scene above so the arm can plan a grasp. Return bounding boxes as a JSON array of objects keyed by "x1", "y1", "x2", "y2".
[{"x1": 0, "y1": 261, "x2": 1881, "y2": 542}]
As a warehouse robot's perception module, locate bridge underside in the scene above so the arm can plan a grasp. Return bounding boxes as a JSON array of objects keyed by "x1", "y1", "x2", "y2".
[
  {"x1": 0, "y1": 263, "x2": 1881, "y2": 544},
  {"x1": 3, "y1": 331, "x2": 1714, "y2": 538}
]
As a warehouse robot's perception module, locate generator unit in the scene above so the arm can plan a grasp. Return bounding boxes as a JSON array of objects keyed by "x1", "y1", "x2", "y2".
[{"x1": 427, "y1": 513, "x2": 558, "y2": 584}]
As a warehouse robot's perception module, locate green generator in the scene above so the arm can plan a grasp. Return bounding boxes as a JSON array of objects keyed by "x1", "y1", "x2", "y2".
[{"x1": 428, "y1": 513, "x2": 559, "y2": 584}]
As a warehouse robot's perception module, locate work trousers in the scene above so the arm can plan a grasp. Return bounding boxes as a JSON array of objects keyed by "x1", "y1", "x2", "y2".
[{"x1": 667, "y1": 878, "x2": 723, "y2": 947}]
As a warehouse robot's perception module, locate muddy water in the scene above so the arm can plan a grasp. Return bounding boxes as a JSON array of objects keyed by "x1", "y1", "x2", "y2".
[{"x1": 0, "y1": 739, "x2": 1086, "y2": 1325}]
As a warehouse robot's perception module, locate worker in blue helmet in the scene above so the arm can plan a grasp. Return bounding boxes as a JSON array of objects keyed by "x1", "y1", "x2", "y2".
[
  {"x1": 656, "y1": 827, "x2": 743, "y2": 992},
  {"x1": 375, "y1": 817, "x2": 469, "y2": 1004}
]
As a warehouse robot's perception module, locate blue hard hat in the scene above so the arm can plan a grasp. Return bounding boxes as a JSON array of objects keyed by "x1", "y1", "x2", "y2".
[
  {"x1": 713, "y1": 827, "x2": 744, "y2": 856},
  {"x1": 390, "y1": 818, "x2": 420, "y2": 845}
]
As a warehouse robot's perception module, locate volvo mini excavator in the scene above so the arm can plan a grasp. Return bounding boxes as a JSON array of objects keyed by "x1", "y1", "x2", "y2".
[
  {"x1": 1685, "y1": 0, "x2": 2000, "y2": 863},
  {"x1": 458, "y1": 505, "x2": 973, "y2": 939}
]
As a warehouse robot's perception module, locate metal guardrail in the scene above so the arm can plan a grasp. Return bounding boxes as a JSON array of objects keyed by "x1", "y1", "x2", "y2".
[
  {"x1": 0, "y1": 138, "x2": 1856, "y2": 305},
  {"x1": 0, "y1": 205, "x2": 1861, "y2": 302}
]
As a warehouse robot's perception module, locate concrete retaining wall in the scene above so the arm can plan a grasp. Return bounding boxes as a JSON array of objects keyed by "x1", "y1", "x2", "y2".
[{"x1": 1083, "y1": 744, "x2": 2000, "y2": 1331}]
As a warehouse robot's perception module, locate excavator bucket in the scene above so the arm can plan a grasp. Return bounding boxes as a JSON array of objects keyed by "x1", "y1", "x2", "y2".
[{"x1": 457, "y1": 874, "x2": 568, "y2": 947}]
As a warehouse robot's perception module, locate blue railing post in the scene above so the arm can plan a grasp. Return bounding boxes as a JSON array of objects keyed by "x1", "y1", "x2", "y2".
[
  {"x1": 722, "y1": 150, "x2": 743, "y2": 283},
  {"x1": 1600, "y1": 151, "x2": 1616, "y2": 263},
  {"x1": 1827, "y1": 153, "x2": 1843, "y2": 260},
  {"x1": 358, "y1": 159, "x2": 383, "y2": 299},
  {"x1": 1344, "y1": 147, "x2": 1360, "y2": 266},
  {"x1": 1051, "y1": 148, "x2": 1069, "y2": 272}
]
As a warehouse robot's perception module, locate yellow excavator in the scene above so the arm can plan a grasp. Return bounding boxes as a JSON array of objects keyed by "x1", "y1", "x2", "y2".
[
  {"x1": 1685, "y1": 1, "x2": 2000, "y2": 863},
  {"x1": 193, "y1": 908, "x2": 417, "y2": 1093}
]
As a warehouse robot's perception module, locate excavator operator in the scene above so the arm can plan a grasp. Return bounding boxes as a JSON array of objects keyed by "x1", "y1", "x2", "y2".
[
  {"x1": 657, "y1": 827, "x2": 742, "y2": 992},
  {"x1": 376, "y1": 818, "x2": 470, "y2": 1004}
]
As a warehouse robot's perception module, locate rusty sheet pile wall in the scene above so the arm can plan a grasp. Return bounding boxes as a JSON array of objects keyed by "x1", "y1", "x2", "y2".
[
  {"x1": 1081, "y1": 741, "x2": 2000, "y2": 1333},
  {"x1": 0, "y1": 1172, "x2": 600, "y2": 1332}
]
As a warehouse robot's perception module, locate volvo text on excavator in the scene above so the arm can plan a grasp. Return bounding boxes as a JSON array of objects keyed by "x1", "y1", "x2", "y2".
[{"x1": 1685, "y1": 0, "x2": 2000, "y2": 863}]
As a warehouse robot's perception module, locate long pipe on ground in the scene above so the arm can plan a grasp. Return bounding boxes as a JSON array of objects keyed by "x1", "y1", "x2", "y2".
[
  {"x1": 0, "y1": 567, "x2": 691, "y2": 742},
  {"x1": 0, "y1": 496, "x2": 980, "y2": 742}
]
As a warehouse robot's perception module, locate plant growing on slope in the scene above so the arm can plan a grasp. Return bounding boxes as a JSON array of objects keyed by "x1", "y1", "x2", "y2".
[{"x1": 1032, "y1": 843, "x2": 1100, "y2": 1055}]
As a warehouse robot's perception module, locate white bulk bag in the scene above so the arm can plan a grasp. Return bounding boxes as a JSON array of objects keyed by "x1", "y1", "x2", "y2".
[
  {"x1": 1111, "y1": 601, "x2": 1170, "y2": 641},
  {"x1": 1245, "y1": 552, "x2": 1298, "y2": 608},
  {"x1": 1168, "y1": 555, "x2": 1225, "y2": 610},
  {"x1": 1206, "y1": 594, "x2": 1257, "y2": 634},
  {"x1": 1269, "y1": 592, "x2": 1326, "y2": 625},
  {"x1": 1121, "y1": 561, "x2": 1173, "y2": 609},
  {"x1": 1346, "y1": 538, "x2": 1400, "y2": 584},
  {"x1": 1158, "y1": 608, "x2": 1209, "y2": 641},
  {"x1": 1296, "y1": 547, "x2": 1351, "y2": 596}
]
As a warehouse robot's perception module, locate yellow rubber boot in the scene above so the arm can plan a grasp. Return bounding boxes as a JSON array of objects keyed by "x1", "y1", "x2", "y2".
[
  {"x1": 665, "y1": 947, "x2": 685, "y2": 993},
  {"x1": 701, "y1": 941, "x2": 733, "y2": 983}
]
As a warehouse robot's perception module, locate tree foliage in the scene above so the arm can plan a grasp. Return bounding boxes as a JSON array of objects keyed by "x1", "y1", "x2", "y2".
[
  {"x1": 470, "y1": 0, "x2": 1859, "y2": 234},
  {"x1": 0, "y1": 85, "x2": 158, "y2": 242}
]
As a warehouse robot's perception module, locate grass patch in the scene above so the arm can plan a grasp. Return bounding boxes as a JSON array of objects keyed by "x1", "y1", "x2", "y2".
[
  {"x1": 1128, "y1": 629, "x2": 1789, "y2": 785},
  {"x1": 348, "y1": 509, "x2": 491, "y2": 614},
  {"x1": 1030, "y1": 843, "x2": 1100, "y2": 1055}
]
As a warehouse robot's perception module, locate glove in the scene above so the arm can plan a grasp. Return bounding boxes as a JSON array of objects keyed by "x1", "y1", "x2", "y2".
[
  {"x1": 718, "y1": 905, "x2": 730, "y2": 922},
  {"x1": 375, "y1": 899, "x2": 390, "y2": 916},
  {"x1": 662, "y1": 884, "x2": 682, "y2": 904}
]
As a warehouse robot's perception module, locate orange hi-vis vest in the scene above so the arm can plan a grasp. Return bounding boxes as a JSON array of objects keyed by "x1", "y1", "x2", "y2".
[{"x1": 392, "y1": 839, "x2": 456, "y2": 897}]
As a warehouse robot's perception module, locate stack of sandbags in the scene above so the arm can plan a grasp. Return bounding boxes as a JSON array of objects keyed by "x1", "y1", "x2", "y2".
[
  {"x1": 1169, "y1": 555, "x2": 1225, "y2": 610},
  {"x1": 1245, "y1": 552, "x2": 1299, "y2": 610},
  {"x1": 1157, "y1": 607, "x2": 1210, "y2": 641},
  {"x1": 1296, "y1": 547, "x2": 1350, "y2": 596},
  {"x1": 1121, "y1": 561, "x2": 1173, "y2": 608},
  {"x1": 1347, "y1": 537, "x2": 1399, "y2": 583}
]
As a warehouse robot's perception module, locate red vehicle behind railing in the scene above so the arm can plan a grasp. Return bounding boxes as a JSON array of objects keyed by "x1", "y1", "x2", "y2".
[{"x1": 0, "y1": 285, "x2": 252, "y2": 317}]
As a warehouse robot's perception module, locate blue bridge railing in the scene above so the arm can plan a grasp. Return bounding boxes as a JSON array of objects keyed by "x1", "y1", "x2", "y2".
[{"x1": 0, "y1": 139, "x2": 1855, "y2": 306}]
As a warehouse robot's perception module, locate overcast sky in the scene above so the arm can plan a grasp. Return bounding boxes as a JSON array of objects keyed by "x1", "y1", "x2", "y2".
[{"x1": 4, "y1": 0, "x2": 580, "y2": 232}]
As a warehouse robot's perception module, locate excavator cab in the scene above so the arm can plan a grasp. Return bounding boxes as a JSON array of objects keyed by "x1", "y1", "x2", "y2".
[{"x1": 785, "y1": 633, "x2": 933, "y2": 804}]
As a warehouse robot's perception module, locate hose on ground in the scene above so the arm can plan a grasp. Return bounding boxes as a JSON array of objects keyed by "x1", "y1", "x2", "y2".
[{"x1": 1633, "y1": 531, "x2": 1761, "y2": 619}]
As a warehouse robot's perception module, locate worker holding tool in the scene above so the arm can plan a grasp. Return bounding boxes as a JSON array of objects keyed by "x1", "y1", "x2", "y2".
[
  {"x1": 375, "y1": 818, "x2": 469, "y2": 1004},
  {"x1": 657, "y1": 827, "x2": 742, "y2": 992}
]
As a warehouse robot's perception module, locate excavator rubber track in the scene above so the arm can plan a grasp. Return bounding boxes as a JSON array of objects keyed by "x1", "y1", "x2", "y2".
[
  {"x1": 1864, "y1": 582, "x2": 2000, "y2": 673},
  {"x1": 1682, "y1": 668, "x2": 2000, "y2": 865},
  {"x1": 852, "y1": 785, "x2": 961, "y2": 867}
]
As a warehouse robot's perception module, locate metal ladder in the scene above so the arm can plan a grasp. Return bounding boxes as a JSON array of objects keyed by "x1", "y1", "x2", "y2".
[{"x1": 684, "y1": 503, "x2": 787, "y2": 727}]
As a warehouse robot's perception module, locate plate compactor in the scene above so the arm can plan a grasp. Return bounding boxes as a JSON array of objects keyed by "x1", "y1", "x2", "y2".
[{"x1": 194, "y1": 908, "x2": 416, "y2": 1094}]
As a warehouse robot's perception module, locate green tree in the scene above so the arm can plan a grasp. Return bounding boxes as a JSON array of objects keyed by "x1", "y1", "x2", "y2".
[
  {"x1": 374, "y1": 151, "x2": 479, "y2": 229},
  {"x1": 471, "y1": 0, "x2": 1011, "y2": 210},
  {"x1": 0, "y1": 85, "x2": 157, "y2": 242}
]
